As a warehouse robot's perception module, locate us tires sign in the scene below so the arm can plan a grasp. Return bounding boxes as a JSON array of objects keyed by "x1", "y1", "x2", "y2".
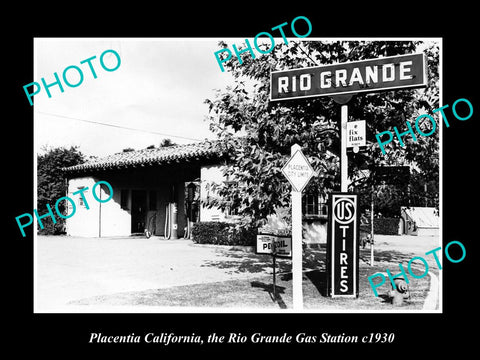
[{"x1": 327, "y1": 193, "x2": 359, "y2": 298}]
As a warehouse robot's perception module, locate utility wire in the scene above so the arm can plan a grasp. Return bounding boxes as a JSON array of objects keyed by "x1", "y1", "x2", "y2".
[{"x1": 36, "y1": 111, "x2": 203, "y2": 142}]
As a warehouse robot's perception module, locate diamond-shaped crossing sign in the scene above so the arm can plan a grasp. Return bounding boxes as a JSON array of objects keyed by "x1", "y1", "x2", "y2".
[{"x1": 281, "y1": 149, "x2": 316, "y2": 192}]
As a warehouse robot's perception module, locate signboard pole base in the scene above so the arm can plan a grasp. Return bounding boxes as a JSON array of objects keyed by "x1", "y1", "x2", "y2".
[{"x1": 292, "y1": 190, "x2": 303, "y2": 310}]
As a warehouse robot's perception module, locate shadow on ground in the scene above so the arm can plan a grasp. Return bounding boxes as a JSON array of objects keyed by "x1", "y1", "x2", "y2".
[
  {"x1": 200, "y1": 250, "x2": 291, "y2": 275},
  {"x1": 304, "y1": 270, "x2": 328, "y2": 297},
  {"x1": 251, "y1": 281, "x2": 288, "y2": 309},
  {"x1": 365, "y1": 249, "x2": 416, "y2": 264},
  {"x1": 68, "y1": 274, "x2": 293, "y2": 309},
  {"x1": 302, "y1": 267, "x2": 430, "y2": 310}
]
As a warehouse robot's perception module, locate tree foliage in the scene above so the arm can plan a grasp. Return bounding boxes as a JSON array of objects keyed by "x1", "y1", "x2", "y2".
[
  {"x1": 204, "y1": 40, "x2": 439, "y2": 225},
  {"x1": 159, "y1": 138, "x2": 176, "y2": 147},
  {"x1": 37, "y1": 146, "x2": 85, "y2": 234}
]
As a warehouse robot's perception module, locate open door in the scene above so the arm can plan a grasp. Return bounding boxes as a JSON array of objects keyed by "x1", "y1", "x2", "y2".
[{"x1": 131, "y1": 190, "x2": 147, "y2": 234}]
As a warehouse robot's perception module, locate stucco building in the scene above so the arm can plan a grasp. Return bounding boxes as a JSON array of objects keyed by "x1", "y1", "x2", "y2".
[{"x1": 62, "y1": 140, "x2": 327, "y2": 244}]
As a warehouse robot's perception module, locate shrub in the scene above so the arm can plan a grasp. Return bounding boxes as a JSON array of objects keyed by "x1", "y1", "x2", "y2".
[
  {"x1": 37, "y1": 145, "x2": 85, "y2": 235},
  {"x1": 191, "y1": 221, "x2": 257, "y2": 246},
  {"x1": 374, "y1": 217, "x2": 400, "y2": 235}
]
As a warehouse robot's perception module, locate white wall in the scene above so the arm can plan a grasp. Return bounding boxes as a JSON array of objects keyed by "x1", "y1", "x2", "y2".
[
  {"x1": 66, "y1": 177, "x2": 131, "y2": 237},
  {"x1": 66, "y1": 177, "x2": 100, "y2": 237},
  {"x1": 303, "y1": 222, "x2": 328, "y2": 245},
  {"x1": 199, "y1": 165, "x2": 328, "y2": 245},
  {"x1": 98, "y1": 181, "x2": 131, "y2": 237}
]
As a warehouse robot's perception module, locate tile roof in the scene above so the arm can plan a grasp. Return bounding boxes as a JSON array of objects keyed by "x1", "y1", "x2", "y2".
[{"x1": 62, "y1": 140, "x2": 223, "y2": 173}]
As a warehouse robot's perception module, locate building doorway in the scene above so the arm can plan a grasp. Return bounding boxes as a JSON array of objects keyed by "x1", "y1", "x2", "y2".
[{"x1": 131, "y1": 190, "x2": 147, "y2": 234}]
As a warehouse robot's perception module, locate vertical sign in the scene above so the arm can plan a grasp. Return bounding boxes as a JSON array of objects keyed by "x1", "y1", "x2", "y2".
[
  {"x1": 346, "y1": 120, "x2": 366, "y2": 151},
  {"x1": 327, "y1": 193, "x2": 359, "y2": 298}
]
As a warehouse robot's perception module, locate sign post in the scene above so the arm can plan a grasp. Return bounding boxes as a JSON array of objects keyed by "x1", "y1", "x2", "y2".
[
  {"x1": 270, "y1": 52, "x2": 428, "y2": 300},
  {"x1": 281, "y1": 144, "x2": 315, "y2": 310},
  {"x1": 341, "y1": 104, "x2": 348, "y2": 192},
  {"x1": 256, "y1": 233, "x2": 292, "y2": 299},
  {"x1": 371, "y1": 185, "x2": 375, "y2": 266},
  {"x1": 270, "y1": 52, "x2": 428, "y2": 192},
  {"x1": 291, "y1": 188, "x2": 302, "y2": 309},
  {"x1": 272, "y1": 241, "x2": 277, "y2": 298}
]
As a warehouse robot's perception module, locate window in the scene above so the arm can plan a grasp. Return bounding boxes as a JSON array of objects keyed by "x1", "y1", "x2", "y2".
[
  {"x1": 149, "y1": 190, "x2": 157, "y2": 211},
  {"x1": 302, "y1": 191, "x2": 328, "y2": 217},
  {"x1": 77, "y1": 186, "x2": 87, "y2": 207},
  {"x1": 303, "y1": 193, "x2": 319, "y2": 215},
  {"x1": 225, "y1": 201, "x2": 239, "y2": 217},
  {"x1": 121, "y1": 189, "x2": 129, "y2": 210},
  {"x1": 319, "y1": 202, "x2": 328, "y2": 217}
]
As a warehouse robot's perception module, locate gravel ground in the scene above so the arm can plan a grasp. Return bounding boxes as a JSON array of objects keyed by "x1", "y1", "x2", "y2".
[
  {"x1": 35, "y1": 235, "x2": 290, "y2": 312},
  {"x1": 35, "y1": 234, "x2": 441, "y2": 312}
]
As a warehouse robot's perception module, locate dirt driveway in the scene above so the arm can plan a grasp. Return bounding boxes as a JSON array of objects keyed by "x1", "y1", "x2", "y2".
[
  {"x1": 35, "y1": 235, "x2": 289, "y2": 312},
  {"x1": 35, "y1": 234, "x2": 440, "y2": 312}
]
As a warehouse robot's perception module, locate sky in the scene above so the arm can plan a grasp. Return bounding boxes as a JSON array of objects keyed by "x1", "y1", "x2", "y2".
[
  {"x1": 33, "y1": 38, "x2": 438, "y2": 159},
  {"x1": 34, "y1": 38, "x2": 238, "y2": 157}
]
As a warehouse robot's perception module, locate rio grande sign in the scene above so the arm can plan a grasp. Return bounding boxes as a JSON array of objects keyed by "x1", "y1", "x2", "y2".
[{"x1": 270, "y1": 53, "x2": 427, "y2": 101}]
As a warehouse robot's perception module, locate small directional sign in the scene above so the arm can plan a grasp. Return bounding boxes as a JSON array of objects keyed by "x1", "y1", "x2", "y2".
[
  {"x1": 347, "y1": 120, "x2": 366, "y2": 153},
  {"x1": 347, "y1": 120, "x2": 366, "y2": 148},
  {"x1": 281, "y1": 149, "x2": 316, "y2": 193}
]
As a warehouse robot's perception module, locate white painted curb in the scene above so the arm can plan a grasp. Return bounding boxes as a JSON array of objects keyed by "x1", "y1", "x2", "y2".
[{"x1": 422, "y1": 271, "x2": 439, "y2": 310}]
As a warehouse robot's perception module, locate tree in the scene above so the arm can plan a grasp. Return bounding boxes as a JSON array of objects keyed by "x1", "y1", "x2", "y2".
[
  {"x1": 159, "y1": 138, "x2": 176, "y2": 147},
  {"x1": 204, "y1": 40, "x2": 439, "y2": 226},
  {"x1": 37, "y1": 146, "x2": 85, "y2": 234}
]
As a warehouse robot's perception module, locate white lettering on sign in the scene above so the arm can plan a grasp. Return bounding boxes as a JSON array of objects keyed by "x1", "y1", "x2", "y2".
[
  {"x1": 278, "y1": 77, "x2": 289, "y2": 93},
  {"x1": 271, "y1": 53, "x2": 427, "y2": 102},
  {"x1": 339, "y1": 228, "x2": 349, "y2": 292},
  {"x1": 330, "y1": 194, "x2": 358, "y2": 297},
  {"x1": 334, "y1": 199, "x2": 355, "y2": 225},
  {"x1": 399, "y1": 61, "x2": 413, "y2": 80},
  {"x1": 278, "y1": 61, "x2": 413, "y2": 94},
  {"x1": 299, "y1": 74, "x2": 311, "y2": 90}
]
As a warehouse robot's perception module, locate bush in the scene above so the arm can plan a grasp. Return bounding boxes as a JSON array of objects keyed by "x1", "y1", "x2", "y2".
[
  {"x1": 374, "y1": 218, "x2": 400, "y2": 235},
  {"x1": 37, "y1": 145, "x2": 85, "y2": 235},
  {"x1": 38, "y1": 222, "x2": 65, "y2": 236},
  {"x1": 191, "y1": 221, "x2": 257, "y2": 246}
]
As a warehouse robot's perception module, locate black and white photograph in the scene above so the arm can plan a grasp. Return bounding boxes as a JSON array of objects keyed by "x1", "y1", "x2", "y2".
[
  {"x1": 7, "y1": 5, "x2": 478, "y2": 355},
  {"x1": 32, "y1": 37, "x2": 443, "y2": 314}
]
